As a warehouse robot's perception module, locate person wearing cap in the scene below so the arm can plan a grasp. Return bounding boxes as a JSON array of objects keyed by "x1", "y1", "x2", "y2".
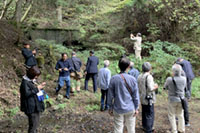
[
  {"x1": 21, "y1": 42, "x2": 37, "y2": 68},
  {"x1": 84, "y1": 51, "x2": 99, "y2": 93},
  {"x1": 137, "y1": 62, "x2": 158, "y2": 133},
  {"x1": 130, "y1": 33, "x2": 142, "y2": 60},
  {"x1": 97, "y1": 60, "x2": 111, "y2": 111},
  {"x1": 164, "y1": 64, "x2": 186, "y2": 133},
  {"x1": 128, "y1": 62, "x2": 140, "y2": 80},
  {"x1": 69, "y1": 51, "x2": 82, "y2": 93},
  {"x1": 107, "y1": 57, "x2": 140, "y2": 133}
]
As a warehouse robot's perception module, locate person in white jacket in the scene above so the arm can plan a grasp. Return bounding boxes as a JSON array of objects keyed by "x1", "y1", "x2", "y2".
[{"x1": 130, "y1": 33, "x2": 142, "y2": 60}]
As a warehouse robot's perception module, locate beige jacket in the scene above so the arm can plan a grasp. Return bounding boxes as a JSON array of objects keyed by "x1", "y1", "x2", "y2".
[
  {"x1": 138, "y1": 72, "x2": 156, "y2": 105},
  {"x1": 130, "y1": 36, "x2": 142, "y2": 50}
]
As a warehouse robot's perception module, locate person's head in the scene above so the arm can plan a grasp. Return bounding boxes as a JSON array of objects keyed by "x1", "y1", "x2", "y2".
[
  {"x1": 142, "y1": 62, "x2": 152, "y2": 72},
  {"x1": 61, "y1": 53, "x2": 68, "y2": 61},
  {"x1": 27, "y1": 66, "x2": 41, "y2": 80},
  {"x1": 104, "y1": 60, "x2": 110, "y2": 67},
  {"x1": 89, "y1": 51, "x2": 94, "y2": 56},
  {"x1": 137, "y1": 33, "x2": 141, "y2": 37},
  {"x1": 172, "y1": 64, "x2": 182, "y2": 77},
  {"x1": 129, "y1": 62, "x2": 134, "y2": 69},
  {"x1": 118, "y1": 57, "x2": 130, "y2": 72},
  {"x1": 72, "y1": 51, "x2": 76, "y2": 57},
  {"x1": 176, "y1": 57, "x2": 184, "y2": 63},
  {"x1": 23, "y1": 42, "x2": 30, "y2": 49}
]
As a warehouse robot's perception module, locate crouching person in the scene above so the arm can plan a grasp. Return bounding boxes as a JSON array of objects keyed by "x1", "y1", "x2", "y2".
[
  {"x1": 20, "y1": 66, "x2": 46, "y2": 133},
  {"x1": 107, "y1": 57, "x2": 140, "y2": 133},
  {"x1": 164, "y1": 64, "x2": 186, "y2": 133},
  {"x1": 97, "y1": 60, "x2": 111, "y2": 111},
  {"x1": 138, "y1": 62, "x2": 158, "y2": 133}
]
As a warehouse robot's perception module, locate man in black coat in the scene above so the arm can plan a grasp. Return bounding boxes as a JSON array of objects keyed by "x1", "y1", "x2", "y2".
[
  {"x1": 84, "y1": 51, "x2": 99, "y2": 93},
  {"x1": 21, "y1": 43, "x2": 37, "y2": 68}
]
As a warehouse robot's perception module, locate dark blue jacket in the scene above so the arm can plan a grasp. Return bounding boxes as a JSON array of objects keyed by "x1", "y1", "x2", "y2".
[
  {"x1": 55, "y1": 59, "x2": 72, "y2": 77},
  {"x1": 180, "y1": 60, "x2": 195, "y2": 80},
  {"x1": 86, "y1": 55, "x2": 99, "y2": 73},
  {"x1": 68, "y1": 57, "x2": 82, "y2": 72},
  {"x1": 22, "y1": 48, "x2": 37, "y2": 67},
  {"x1": 128, "y1": 67, "x2": 140, "y2": 80}
]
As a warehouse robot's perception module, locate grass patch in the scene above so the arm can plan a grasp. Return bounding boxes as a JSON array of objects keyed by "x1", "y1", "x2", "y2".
[{"x1": 192, "y1": 77, "x2": 200, "y2": 99}]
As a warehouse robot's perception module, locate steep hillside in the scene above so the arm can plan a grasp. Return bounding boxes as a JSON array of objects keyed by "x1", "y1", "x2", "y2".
[{"x1": 0, "y1": 21, "x2": 27, "y2": 115}]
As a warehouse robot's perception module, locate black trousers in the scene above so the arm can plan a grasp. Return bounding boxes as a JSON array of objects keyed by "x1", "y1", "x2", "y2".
[
  {"x1": 84, "y1": 73, "x2": 97, "y2": 93},
  {"x1": 183, "y1": 98, "x2": 189, "y2": 124},
  {"x1": 142, "y1": 104, "x2": 154, "y2": 133},
  {"x1": 101, "y1": 89, "x2": 108, "y2": 109},
  {"x1": 26, "y1": 112, "x2": 40, "y2": 133},
  {"x1": 186, "y1": 78, "x2": 192, "y2": 98}
]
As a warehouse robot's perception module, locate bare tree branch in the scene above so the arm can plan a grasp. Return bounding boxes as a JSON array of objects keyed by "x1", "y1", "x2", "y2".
[
  {"x1": 20, "y1": 0, "x2": 33, "y2": 22},
  {"x1": 0, "y1": 0, "x2": 13, "y2": 19}
]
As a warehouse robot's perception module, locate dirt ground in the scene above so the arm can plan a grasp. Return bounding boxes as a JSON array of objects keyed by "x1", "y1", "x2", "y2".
[{"x1": 0, "y1": 84, "x2": 200, "y2": 133}]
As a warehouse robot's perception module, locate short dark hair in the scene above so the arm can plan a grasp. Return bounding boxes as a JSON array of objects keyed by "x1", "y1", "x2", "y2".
[
  {"x1": 118, "y1": 57, "x2": 130, "y2": 72},
  {"x1": 23, "y1": 42, "x2": 30, "y2": 46},
  {"x1": 27, "y1": 66, "x2": 41, "y2": 79},
  {"x1": 61, "y1": 53, "x2": 67, "y2": 57},
  {"x1": 90, "y1": 51, "x2": 94, "y2": 54}
]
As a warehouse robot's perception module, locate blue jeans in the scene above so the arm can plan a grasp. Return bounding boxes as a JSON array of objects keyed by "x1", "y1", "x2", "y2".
[
  {"x1": 56, "y1": 76, "x2": 70, "y2": 97},
  {"x1": 101, "y1": 89, "x2": 109, "y2": 109}
]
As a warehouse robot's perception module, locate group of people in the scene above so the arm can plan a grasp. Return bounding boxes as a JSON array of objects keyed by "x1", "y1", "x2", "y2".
[
  {"x1": 100, "y1": 57, "x2": 194, "y2": 133},
  {"x1": 20, "y1": 42, "x2": 195, "y2": 133}
]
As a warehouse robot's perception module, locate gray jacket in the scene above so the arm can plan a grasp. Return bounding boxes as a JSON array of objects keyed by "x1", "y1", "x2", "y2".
[{"x1": 164, "y1": 76, "x2": 186, "y2": 102}]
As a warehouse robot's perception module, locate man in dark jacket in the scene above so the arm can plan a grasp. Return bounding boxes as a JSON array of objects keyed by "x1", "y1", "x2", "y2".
[
  {"x1": 69, "y1": 51, "x2": 82, "y2": 92},
  {"x1": 176, "y1": 58, "x2": 195, "y2": 99},
  {"x1": 21, "y1": 43, "x2": 37, "y2": 68},
  {"x1": 55, "y1": 53, "x2": 72, "y2": 99},
  {"x1": 84, "y1": 51, "x2": 99, "y2": 93}
]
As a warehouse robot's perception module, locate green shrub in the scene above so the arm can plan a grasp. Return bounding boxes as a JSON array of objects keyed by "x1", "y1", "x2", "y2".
[
  {"x1": 191, "y1": 77, "x2": 200, "y2": 99},
  {"x1": 85, "y1": 104, "x2": 100, "y2": 112},
  {"x1": 6, "y1": 107, "x2": 19, "y2": 117}
]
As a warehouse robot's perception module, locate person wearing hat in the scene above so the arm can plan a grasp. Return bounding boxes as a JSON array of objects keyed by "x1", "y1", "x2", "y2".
[
  {"x1": 130, "y1": 33, "x2": 142, "y2": 60},
  {"x1": 138, "y1": 62, "x2": 158, "y2": 133},
  {"x1": 84, "y1": 51, "x2": 99, "y2": 93},
  {"x1": 21, "y1": 42, "x2": 37, "y2": 69}
]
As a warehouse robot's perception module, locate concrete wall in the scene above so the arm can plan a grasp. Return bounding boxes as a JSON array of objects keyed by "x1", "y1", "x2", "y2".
[{"x1": 29, "y1": 29, "x2": 79, "y2": 44}]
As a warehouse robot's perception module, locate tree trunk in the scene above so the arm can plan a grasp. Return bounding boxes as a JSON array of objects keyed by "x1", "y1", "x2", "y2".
[
  {"x1": 57, "y1": 6, "x2": 62, "y2": 22},
  {"x1": 15, "y1": 0, "x2": 23, "y2": 23}
]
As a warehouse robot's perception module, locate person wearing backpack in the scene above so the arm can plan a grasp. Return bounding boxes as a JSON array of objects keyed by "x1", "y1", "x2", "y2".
[
  {"x1": 107, "y1": 57, "x2": 140, "y2": 133},
  {"x1": 164, "y1": 64, "x2": 186, "y2": 133},
  {"x1": 69, "y1": 51, "x2": 82, "y2": 93},
  {"x1": 137, "y1": 62, "x2": 158, "y2": 133},
  {"x1": 20, "y1": 66, "x2": 46, "y2": 133}
]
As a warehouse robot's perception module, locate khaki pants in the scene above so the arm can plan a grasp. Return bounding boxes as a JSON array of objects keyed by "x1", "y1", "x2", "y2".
[
  {"x1": 70, "y1": 72, "x2": 81, "y2": 92},
  {"x1": 168, "y1": 102, "x2": 185, "y2": 133},
  {"x1": 135, "y1": 50, "x2": 141, "y2": 60},
  {"x1": 113, "y1": 110, "x2": 136, "y2": 133}
]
